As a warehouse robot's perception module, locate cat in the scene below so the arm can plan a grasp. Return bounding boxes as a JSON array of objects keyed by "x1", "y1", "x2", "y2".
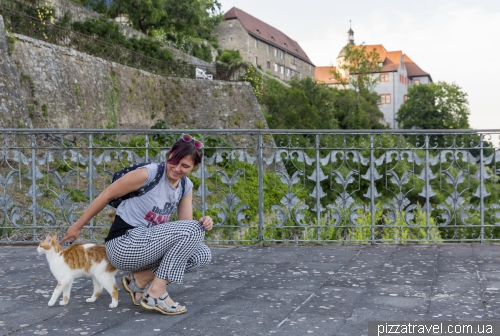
[{"x1": 37, "y1": 234, "x2": 119, "y2": 308}]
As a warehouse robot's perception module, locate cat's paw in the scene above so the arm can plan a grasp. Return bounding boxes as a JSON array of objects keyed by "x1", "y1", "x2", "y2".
[
  {"x1": 48, "y1": 300, "x2": 56, "y2": 306},
  {"x1": 86, "y1": 297, "x2": 97, "y2": 303},
  {"x1": 58, "y1": 300, "x2": 68, "y2": 306},
  {"x1": 109, "y1": 301, "x2": 118, "y2": 308}
]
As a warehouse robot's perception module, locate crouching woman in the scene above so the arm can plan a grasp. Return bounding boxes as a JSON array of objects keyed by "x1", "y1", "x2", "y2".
[{"x1": 61, "y1": 135, "x2": 213, "y2": 315}]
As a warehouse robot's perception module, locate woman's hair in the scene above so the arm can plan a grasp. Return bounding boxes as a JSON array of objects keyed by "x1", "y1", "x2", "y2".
[{"x1": 167, "y1": 138, "x2": 202, "y2": 166}]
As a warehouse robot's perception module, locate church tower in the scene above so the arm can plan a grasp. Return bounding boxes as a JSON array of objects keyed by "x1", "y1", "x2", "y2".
[
  {"x1": 336, "y1": 22, "x2": 355, "y2": 79},
  {"x1": 347, "y1": 21, "x2": 354, "y2": 45}
]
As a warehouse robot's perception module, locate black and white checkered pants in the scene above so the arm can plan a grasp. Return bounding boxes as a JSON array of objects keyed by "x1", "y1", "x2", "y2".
[{"x1": 105, "y1": 220, "x2": 211, "y2": 283}]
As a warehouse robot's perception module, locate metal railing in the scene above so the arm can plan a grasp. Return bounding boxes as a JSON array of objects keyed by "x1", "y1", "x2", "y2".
[
  {"x1": 0, "y1": 4, "x2": 237, "y2": 80},
  {"x1": 1, "y1": 129, "x2": 499, "y2": 244}
]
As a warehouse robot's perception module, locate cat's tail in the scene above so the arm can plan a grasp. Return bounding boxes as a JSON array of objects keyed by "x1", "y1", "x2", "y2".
[{"x1": 106, "y1": 209, "x2": 116, "y2": 223}]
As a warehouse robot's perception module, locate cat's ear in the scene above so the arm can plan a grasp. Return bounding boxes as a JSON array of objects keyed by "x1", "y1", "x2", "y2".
[
  {"x1": 45, "y1": 235, "x2": 52, "y2": 243},
  {"x1": 52, "y1": 234, "x2": 58, "y2": 243}
]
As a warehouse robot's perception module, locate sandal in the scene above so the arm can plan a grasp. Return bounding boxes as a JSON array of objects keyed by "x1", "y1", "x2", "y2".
[
  {"x1": 121, "y1": 273, "x2": 146, "y2": 306},
  {"x1": 140, "y1": 291, "x2": 187, "y2": 315}
]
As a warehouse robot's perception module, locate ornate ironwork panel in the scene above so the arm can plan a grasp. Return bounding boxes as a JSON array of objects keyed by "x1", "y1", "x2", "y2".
[{"x1": 1, "y1": 129, "x2": 499, "y2": 244}]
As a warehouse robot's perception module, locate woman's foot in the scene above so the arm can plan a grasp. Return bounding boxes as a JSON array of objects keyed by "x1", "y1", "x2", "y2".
[
  {"x1": 121, "y1": 273, "x2": 147, "y2": 306},
  {"x1": 140, "y1": 291, "x2": 187, "y2": 315}
]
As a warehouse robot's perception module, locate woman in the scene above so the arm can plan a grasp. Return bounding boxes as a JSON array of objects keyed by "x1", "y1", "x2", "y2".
[{"x1": 61, "y1": 134, "x2": 213, "y2": 315}]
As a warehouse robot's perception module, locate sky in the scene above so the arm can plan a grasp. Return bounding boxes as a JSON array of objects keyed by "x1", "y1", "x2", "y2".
[{"x1": 219, "y1": 0, "x2": 500, "y2": 130}]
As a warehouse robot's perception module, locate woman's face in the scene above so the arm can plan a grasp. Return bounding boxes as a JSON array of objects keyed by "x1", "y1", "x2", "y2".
[{"x1": 166, "y1": 154, "x2": 195, "y2": 183}]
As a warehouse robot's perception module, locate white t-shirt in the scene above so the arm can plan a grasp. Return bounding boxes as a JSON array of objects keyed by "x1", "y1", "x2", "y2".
[{"x1": 116, "y1": 163, "x2": 193, "y2": 228}]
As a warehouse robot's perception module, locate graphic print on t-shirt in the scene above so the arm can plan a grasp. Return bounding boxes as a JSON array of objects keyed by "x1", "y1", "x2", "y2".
[{"x1": 144, "y1": 200, "x2": 178, "y2": 226}]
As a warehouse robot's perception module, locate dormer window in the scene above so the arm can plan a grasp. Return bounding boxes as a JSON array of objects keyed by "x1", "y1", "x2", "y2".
[
  {"x1": 284, "y1": 43, "x2": 287, "y2": 47},
  {"x1": 256, "y1": 29, "x2": 260, "y2": 34},
  {"x1": 378, "y1": 62, "x2": 383, "y2": 67},
  {"x1": 271, "y1": 36, "x2": 275, "y2": 41}
]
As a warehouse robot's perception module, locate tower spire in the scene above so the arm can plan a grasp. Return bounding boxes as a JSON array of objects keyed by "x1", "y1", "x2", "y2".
[{"x1": 347, "y1": 21, "x2": 354, "y2": 45}]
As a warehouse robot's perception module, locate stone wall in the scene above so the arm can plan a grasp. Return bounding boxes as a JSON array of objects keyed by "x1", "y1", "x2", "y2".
[
  {"x1": 0, "y1": 16, "x2": 31, "y2": 128},
  {"x1": 2, "y1": 25, "x2": 268, "y2": 130}
]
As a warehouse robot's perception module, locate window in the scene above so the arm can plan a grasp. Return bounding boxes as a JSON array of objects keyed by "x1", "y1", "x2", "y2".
[
  {"x1": 267, "y1": 61, "x2": 271, "y2": 69},
  {"x1": 286, "y1": 68, "x2": 290, "y2": 76},
  {"x1": 414, "y1": 79, "x2": 421, "y2": 85},
  {"x1": 280, "y1": 66, "x2": 284, "y2": 74},
  {"x1": 280, "y1": 51, "x2": 284, "y2": 60},
  {"x1": 274, "y1": 48, "x2": 278, "y2": 57},
  {"x1": 380, "y1": 94, "x2": 392, "y2": 104},
  {"x1": 254, "y1": 39, "x2": 258, "y2": 48},
  {"x1": 380, "y1": 74, "x2": 389, "y2": 82},
  {"x1": 291, "y1": 57, "x2": 296, "y2": 65},
  {"x1": 267, "y1": 45, "x2": 270, "y2": 54},
  {"x1": 255, "y1": 57, "x2": 258, "y2": 66},
  {"x1": 274, "y1": 63, "x2": 278, "y2": 72}
]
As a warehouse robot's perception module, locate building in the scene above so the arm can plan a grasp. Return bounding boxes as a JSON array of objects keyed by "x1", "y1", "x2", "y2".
[
  {"x1": 215, "y1": 7, "x2": 315, "y2": 82},
  {"x1": 315, "y1": 29, "x2": 432, "y2": 128}
]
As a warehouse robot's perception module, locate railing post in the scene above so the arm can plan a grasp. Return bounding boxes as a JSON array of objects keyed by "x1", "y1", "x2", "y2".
[
  {"x1": 425, "y1": 135, "x2": 431, "y2": 241},
  {"x1": 200, "y1": 135, "x2": 206, "y2": 217},
  {"x1": 145, "y1": 134, "x2": 149, "y2": 162},
  {"x1": 257, "y1": 133, "x2": 264, "y2": 245},
  {"x1": 88, "y1": 134, "x2": 94, "y2": 240},
  {"x1": 479, "y1": 134, "x2": 485, "y2": 243},
  {"x1": 370, "y1": 135, "x2": 376, "y2": 244},
  {"x1": 30, "y1": 134, "x2": 37, "y2": 239},
  {"x1": 315, "y1": 134, "x2": 321, "y2": 242}
]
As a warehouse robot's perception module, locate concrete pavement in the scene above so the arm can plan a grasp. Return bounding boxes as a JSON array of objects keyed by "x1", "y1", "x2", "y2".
[{"x1": 1, "y1": 244, "x2": 500, "y2": 335}]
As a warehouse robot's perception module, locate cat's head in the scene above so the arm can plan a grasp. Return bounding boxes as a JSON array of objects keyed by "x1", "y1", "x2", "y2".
[{"x1": 37, "y1": 234, "x2": 62, "y2": 255}]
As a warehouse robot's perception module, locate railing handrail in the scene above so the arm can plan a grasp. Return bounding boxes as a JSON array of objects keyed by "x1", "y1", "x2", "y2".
[{"x1": 1, "y1": 128, "x2": 500, "y2": 135}]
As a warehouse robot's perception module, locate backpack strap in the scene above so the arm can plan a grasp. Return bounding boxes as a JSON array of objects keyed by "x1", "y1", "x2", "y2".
[
  {"x1": 180, "y1": 177, "x2": 186, "y2": 199},
  {"x1": 108, "y1": 162, "x2": 165, "y2": 208}
]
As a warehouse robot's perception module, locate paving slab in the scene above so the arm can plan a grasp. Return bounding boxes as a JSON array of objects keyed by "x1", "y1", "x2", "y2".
[{"x1": 1, "y1": 244, "x2": 500, "y2": 335}]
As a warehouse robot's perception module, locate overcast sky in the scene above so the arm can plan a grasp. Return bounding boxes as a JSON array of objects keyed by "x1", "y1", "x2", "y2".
[{"x1": 219, "y1": 0, "x2": 500, "y2": 130}]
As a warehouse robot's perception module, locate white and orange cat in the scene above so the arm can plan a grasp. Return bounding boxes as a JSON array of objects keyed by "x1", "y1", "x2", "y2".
[{"x1": 37, "y1": 234, "x2": 119, "y2": 308}]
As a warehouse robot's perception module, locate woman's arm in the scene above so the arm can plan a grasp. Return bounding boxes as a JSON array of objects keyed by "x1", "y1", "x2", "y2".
[
  {"x1": 177, "y1": 191, "x2": 213, "y2": 230},
  {"x1": 177, "y1": 191, "x2": 194, "y2": 221},
  {"x1": 60, "y1": 168, "x2": 149, "y2": 244}
]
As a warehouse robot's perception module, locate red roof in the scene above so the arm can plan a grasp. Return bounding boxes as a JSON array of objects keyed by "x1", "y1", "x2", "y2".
[
  {"x1": 404, "y1": 54, "x2": 431, "y2": 79},
  {"x1": 315, "y1": 66, "x2": 340, "y2": 84},
  {"x1": 334, "y1": 44, "x2": 431, "y2": 81},
  {"x1": 224, "y1": 7, "x2": 314, "y2": 65}
]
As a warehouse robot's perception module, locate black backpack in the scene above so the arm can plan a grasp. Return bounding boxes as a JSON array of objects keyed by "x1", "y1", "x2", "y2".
[{"x1": 108, "y1": 162, "x2": 186, "y2": 208}]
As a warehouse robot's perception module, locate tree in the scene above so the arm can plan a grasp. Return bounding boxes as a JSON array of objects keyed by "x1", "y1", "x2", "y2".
[
  {"x1": 261, "y1": 76, "x2": 385, "y2": 130},
  {"x1": 328, "y1": 44, "x2": 385, "y2": 129},
  {"x1": 332, "y1": 44, "x2": 382, "y2": 92},
  {"x1": 332, "y1": 88, "x2": 385, "y2": 129},
  {"x1": 79, "y1": 0, "x2": 223, "y2": 57},
  {"x1": 396, "y1": 81, "x2": 470, "y2": 129}
]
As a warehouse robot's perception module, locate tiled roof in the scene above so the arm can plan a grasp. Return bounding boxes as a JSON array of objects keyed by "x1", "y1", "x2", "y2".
[
  {"x1": 338, "y1": 44, "x2": 430, "y2": 80},
  {"x1": 404, "y1": 54, "x2": 431, "y2": 79},
  {"x1": 314, "y1": 66, "x2": 339, "y2": 84},
  {"x1": 224, "y1": 7, "x2": 314, "y2": 66}
]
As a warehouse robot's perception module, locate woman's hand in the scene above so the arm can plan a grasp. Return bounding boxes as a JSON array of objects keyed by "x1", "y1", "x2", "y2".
[
  {"x1": 60, "y1": 224, "x2": 82, "y2": 244},
  {"x1": 198, "y1": 216, "x2": 213, "y2": 231}
]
